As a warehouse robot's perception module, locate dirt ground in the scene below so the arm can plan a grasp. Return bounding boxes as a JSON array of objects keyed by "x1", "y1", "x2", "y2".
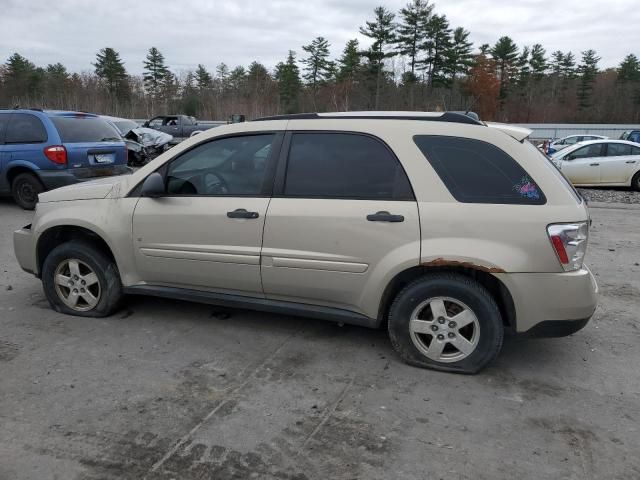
[{"x1": 1, "y1": 197, "x2": 639, "y2": 480}]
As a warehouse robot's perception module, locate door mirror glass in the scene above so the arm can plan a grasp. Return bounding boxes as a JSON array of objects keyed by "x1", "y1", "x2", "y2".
[{"x1": 140, "y1": 172, "x2": 165, "y2": 197}]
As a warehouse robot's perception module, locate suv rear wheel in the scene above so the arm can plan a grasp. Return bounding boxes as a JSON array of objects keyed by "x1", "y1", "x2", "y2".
[
  {"x1": 12, "y1": 172, "x2": 44, "y2": 210},
  {"x1": 388, "y1": 273, "x2": 503, "y2": 374},
  {"x1": 42, "y1": 241, "x2": 123, "y2": 317}
]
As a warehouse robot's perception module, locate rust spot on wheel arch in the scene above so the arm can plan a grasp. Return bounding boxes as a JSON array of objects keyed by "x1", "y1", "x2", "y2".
[{"x1": 421, "y1": 258, "x2": 506, "y2": 274}]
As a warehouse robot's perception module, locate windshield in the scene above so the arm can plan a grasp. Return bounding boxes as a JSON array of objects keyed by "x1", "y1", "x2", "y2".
[
  {"x1": 50, "y1": 116, "x2": 122, "y2": 143},
  {"x1": 113, "y1": 120, "x2": 139, "y2": 135}
]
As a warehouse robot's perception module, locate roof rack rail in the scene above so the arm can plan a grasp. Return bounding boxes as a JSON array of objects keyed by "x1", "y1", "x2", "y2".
[{"x1": 253, "y1": 111, "x2": 483, "y2": 126}]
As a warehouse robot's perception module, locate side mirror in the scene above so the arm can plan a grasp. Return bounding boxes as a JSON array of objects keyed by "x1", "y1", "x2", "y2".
[
  {"x1": 140, "y1": 172, "x2": 165, "y2": 198},
  {"x1": 142, "y1": 121, "x2": 149, "y2": 127}
]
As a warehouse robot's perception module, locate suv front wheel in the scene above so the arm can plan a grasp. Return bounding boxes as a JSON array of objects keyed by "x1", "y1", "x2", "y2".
[
  {"x1": 42, "y1": 241, "x2": 123, "y2": 317},
  {"x1": 388, "y1": 273, "x2": 504, "y2": 374}
]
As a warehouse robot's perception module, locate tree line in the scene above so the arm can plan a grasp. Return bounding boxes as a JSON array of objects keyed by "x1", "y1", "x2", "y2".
[{"x1": 1, "y1": 1, "x2": 639, "y2": 123}]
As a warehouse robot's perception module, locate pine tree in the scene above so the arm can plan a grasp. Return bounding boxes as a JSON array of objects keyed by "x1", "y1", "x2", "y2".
[
  {"x1": 228, "y1": 66, "x2": 247, "y2": 92},
  {"x1": 560, "y1": 52, "x2": 576, "y2": 78},
  {"x1": 618, "y1": 54, "x2": 640, "y2": 82},
  {"x1": 275, "y1": 51, "x2": 302, "y2": 113},
  {"x1": 444, "y1": 27, "x2": 473, "y2": 83},
  {"x1": 577, "y1": 49, "x2": 600, "y2": 110},
  {"x1": 359, "y1": 6, "x2": 396, "y2": 109},
  {"x1": 4, "y1": 53, "x2": 42, "y2": 100},
  {"x1": 336, "y1": 39, "x2": 362, "y2": 110},
  {"x1": 529, "y1": 44, "x2": 547, "y2": 81},
  {"x1": 337, "y1": 39, "x2": 361, "y2": 82},
  {"x1": 195, "y1": 64, "x2": 213, "y2": 90},
  {"x1": 421, "y1": 13, "x2": 452, "y2": 87},
  {"x1": 143, "y1": 47, "x2": 169, "y2": 97},
  {"x1": 94, "y1": 47, "x2": 128, "y2": 99},
  {"x1": 490, "y1": 36, "x2": 519, "y2": 101},
  {"x1": 550, "y1": 51, "x2": 564, "y2": 77},
  {"x1": 301, "y1": 37, "x2": 334, "y2": 107},
  {"x1": 215, "y1": 63, "x2": 230, "y2": 92},
  {"x1": 516, "y1": 46, "x2": 530, "y2": 87},
  {"x1": 395, "y1": 0, "x2": 433, "y2": 80}
]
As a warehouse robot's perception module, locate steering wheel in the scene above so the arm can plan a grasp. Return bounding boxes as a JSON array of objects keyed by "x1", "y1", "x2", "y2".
[{"x1": 204, "y1": 172, "x2": 229, "y2": 195}]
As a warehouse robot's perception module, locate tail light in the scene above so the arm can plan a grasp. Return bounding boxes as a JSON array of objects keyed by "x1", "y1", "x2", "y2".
[
  {"x1": 547, "y1": 222, "x2": 589, "y2": 271},
  {"x1": 44, "y1": 145, "x2": 67, "y2": 165}
]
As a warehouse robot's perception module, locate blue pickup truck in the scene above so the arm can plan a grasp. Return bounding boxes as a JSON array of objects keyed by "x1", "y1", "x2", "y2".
[{"x1": 0, "y1": 110, "x2": 129, "y2": 209}]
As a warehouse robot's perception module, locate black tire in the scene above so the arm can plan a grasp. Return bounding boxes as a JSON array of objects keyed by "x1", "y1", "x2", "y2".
[
  {"x1": 388, "y1": 273, "x2": 503, "y2": 374},
  {"x1": 42, "y1": 241, "x2": 123, "y2": 317},
  {"x1": 632, "y1": 171, "x2": 640, "y2": 192},
  {"x1": 11, "y1": 172, "x2": 44, "y2": 210}
]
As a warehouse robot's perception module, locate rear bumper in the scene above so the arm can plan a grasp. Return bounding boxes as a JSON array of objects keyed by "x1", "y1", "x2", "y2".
[
  {"x1": 13, "y1": 225, "x2": 36, "y2": 275},
  {"x1": 495, "y1": 266, "x2": 598, "y2": 336},
  {"x1": 37, "y1": 165, "x2": 131, "y2": 190}
]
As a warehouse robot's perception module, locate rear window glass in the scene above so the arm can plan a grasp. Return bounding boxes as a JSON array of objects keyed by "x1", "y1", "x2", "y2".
[
  {"x1": 414, "y1": 135, "x2": 546, "y2": 205},
  {"x1": 50, "y1": 116, "x2": 121, "y2": 143},
  {"x1": 6, "y1": 113, "x2": 48, "y2": 144}
]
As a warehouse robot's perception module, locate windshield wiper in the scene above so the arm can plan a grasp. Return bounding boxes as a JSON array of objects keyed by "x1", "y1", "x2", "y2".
[{"x1": 100, "y1": 137, "x2": 121, "y2": 141}]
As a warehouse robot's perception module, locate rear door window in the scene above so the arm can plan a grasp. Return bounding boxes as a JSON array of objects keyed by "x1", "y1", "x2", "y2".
[
  {"x1": 284, "y1": 132, "x2": 414, "y2": 200},
  {"x1": 606, "y1": 143, "x2": 632, "y2": 157},
  {"x1": 50, "y1": 116, "x2": 121, "y2": 143},
  {"x1": 5, "y1": 113, "x2": 48, "y2": 144},
  {"x1": 414, "y1": 135, "x2": 545, "y2": 204}
]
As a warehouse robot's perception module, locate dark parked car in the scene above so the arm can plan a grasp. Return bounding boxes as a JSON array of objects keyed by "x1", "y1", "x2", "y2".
[
  {"x1": 620, "y1": 130, "x2": 640, "y2": 143},
  {"x1": 0, "y1": 109, "x2": 128, "y2": 209},
  {"x1": 143, "y1": 115, "x2": 222, "y2": 143}
]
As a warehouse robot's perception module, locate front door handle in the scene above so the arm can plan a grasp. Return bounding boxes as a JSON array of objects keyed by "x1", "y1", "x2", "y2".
[
  {"x1": 589, "y1": 163, "x2": 599, "y2": 166},
  {"x1": 227, "y1": 208, "x2": 259, "y2": 219},
  {"x1": 367, "y1": 211, "x2": 404, "y2": 222},
  {"x1": 626, "y1": 160, "x2": 637, "y2": 164}
]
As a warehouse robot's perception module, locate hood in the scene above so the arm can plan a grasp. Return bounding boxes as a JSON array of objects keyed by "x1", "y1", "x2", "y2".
[
  {"x1": 486, "y1": 122, "x2": 532, "y2": 142},
  {"x1": 38, "y1": 175, "x2": 130, "y2": 203}
]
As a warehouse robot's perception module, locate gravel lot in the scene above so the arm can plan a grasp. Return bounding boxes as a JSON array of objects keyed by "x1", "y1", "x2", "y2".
[
  {"x1": 578, "y1": 187, "x2": 640, "y2": 204},
  {"x1": 1, "y1": 197, "x2": 639, "y2": 480}
]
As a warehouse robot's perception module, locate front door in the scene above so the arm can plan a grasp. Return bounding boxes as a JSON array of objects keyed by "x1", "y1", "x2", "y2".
[
  {"x1": 132, "y1": 132, "x2": 281, "y2": 295},
  {"x1": 261, "y1": 132, "x2": 420, "y2": 317},
  {"x1": 560, "y1": 143, "x2": 605, "y2": 184}
]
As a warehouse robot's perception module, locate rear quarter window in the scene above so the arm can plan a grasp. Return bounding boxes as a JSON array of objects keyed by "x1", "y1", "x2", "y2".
[
  {"x1": 6, "y1": 113, "x2": 48, "y2": 144},
  {"x1": 414, "y1": 135, "x2": 546, "y2": 205},
  {"x1": 50, "y1": 116, "x2": 121, "y2": 143}
]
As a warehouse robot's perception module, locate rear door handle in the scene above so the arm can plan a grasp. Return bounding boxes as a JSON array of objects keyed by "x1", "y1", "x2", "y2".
[
  {"x1": 626, "y1": 160, "x2": 637, "y2": 164},
  {"x1": 367, "y1": 211, "x2": 404, "y2": 222},
  {"x1": 227, "y1": 208, "x2": 259, "y2": 219},
  {"x1": 589, "y1": 163, "x2": 599, "y2": 166}
]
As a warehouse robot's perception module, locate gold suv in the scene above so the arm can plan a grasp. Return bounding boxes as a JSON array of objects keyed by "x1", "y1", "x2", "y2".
[{"x1": 13, "y1": 112, "x2": 598, "y2": 373}]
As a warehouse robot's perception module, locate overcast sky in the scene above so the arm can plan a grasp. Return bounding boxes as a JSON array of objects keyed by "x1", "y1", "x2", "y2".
[{"x1": 1, "y1": 0, "x2": 638, "y2": 75}]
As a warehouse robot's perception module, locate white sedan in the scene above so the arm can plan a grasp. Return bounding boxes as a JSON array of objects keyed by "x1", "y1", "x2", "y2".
[
  {"x1": 551, "y1": 140, "x2": 640, "y2": 190},
  {"x1": 541, "y1": 134, "x2": 608, "y2": 153}
]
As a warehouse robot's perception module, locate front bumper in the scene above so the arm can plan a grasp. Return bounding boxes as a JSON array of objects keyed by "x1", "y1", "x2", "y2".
[
  {"x1": 495, "y1": 266, "x2": 598, "y2": 336},
  {"x1": 13, "y1": 225, "x2": 36, "y2": 275},
  {"x1": 37, "y1": 165, "x2": 131, "y2": 190}
]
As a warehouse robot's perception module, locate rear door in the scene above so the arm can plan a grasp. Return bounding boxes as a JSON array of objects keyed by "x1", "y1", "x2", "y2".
[
  {"x1": 560, "y1": 143, "x2": 605, "y2": 184},
  {"x1": 132, "y1": 132, "x2": 282, "y2": 294},
  {"x1": 261, "y1": 131, "x2": 420, "y2": 315},
  {"x1": 49, "y1": 114, "x2": 127, "y2": 175},
  {"x1": 601, "y1": 142, "x2": 635, "y2": 183}
]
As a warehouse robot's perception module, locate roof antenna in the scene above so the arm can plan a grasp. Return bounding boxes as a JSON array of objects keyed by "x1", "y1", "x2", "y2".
[{"x1": 465, "y1": 96, "x2": 477, "y2": 116}]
